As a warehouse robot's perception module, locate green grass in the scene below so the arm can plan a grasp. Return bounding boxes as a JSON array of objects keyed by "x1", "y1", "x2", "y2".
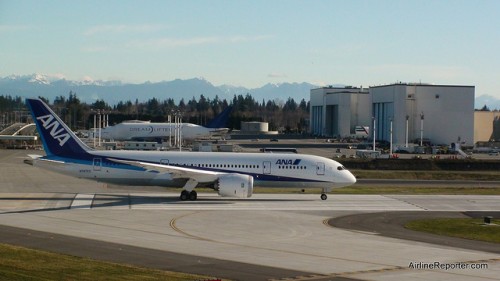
[
  {"x1": 0, "y1": 243, "x2": 213, "y2": 281},
  {"x1": 250, "y1": 186, "x2": 500, "y2": 195},
  {"x1": 353, "y1": 170, "x2": 500, "y2": 181},
  {"x1": 405, "y1": 218, "x2": 500, "y2": 244},
  {"x1": 331, "y1": 186, "x2": 500, "y2": 195}
]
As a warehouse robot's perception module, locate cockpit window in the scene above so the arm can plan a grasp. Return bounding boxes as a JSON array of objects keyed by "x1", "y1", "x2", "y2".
[{"x1": 337, "y1": 166, "x2": 345, "y2": 171}]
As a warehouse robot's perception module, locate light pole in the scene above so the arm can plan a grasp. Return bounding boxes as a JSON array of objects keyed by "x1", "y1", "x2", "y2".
[
  {"x1": 405, "y1": 115, "x2": 409, "y2": 148},
  {"x1": 173, "y1": 110, "x2": 182, "y2": 151},
  {"x1": 93, "y1": 111, "x2": 96, "y2": 148},
  {"x1": 420, "y1": 112, "x2": 424, "y2": 146},
  {"x1": 177, "y1": 111, "x2": 183, "y2": 152},
  {"x1": 372, "y1": 116, "x2": 376, "y2": 151},
  {"x1": 98, "y1": 110, "x2": 102, "y2": 147},
  {"x1": 173, "y1": 111, "x2": 178, "y2": 147},
  {"x1": 168, "y1": 112, "x2": 172, "y2": 147},
  {"x1": 389, "y1": 118, "x2": 393, "y2": 155}
]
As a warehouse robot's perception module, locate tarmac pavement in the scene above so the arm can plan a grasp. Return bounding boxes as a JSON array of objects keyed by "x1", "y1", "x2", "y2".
[{"x1": 1, "y1": 149, "x2": 500, "y2": 281}]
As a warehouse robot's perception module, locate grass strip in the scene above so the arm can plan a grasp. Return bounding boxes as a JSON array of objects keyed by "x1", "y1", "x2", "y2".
[
  {"x1": 331, "y1": 186, "x2": 500, "y2": 195},
  {"x1": 353, "y1": 170, "x2": 500, "y2": 181},
  {"x1": 0, "y1": 243, "x2": 213, "y2": 281},
  {"x1": 250, "y1": 186, "x2": 500, "y2": 195},
  {"x1": 405, "y1": 218, "x2": 500, "y2": 244}
]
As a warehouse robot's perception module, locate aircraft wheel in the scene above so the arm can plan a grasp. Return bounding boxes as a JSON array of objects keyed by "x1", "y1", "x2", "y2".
[
  {"x1": 320, "y1": 193, "x2": 328, "y2": 200},
  {"x1": 180, "y1": 190, "x2": 189, "y2": 201},
  {"x1": 189, "y1": 191, "x2": 197, "y2": 201}
]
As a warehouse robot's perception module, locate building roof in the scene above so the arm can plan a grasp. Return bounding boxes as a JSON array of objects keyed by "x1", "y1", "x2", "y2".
[
  {"x1": 370, "y1": 82, "x2": 475, "y2": 89},
  {"x1": 312, "y1": 85, "x2": 361, "y2": 90}
]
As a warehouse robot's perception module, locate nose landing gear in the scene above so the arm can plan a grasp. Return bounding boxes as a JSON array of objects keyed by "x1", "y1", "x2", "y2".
[{"x1": 320, "y1": 187, "x2": 331, "y2": 200}]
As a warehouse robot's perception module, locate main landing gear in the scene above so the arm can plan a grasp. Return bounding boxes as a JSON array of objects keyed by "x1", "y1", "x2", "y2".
[
  {"x1": 320, "y1": 193, "x2": 328, "y2": 200},
  {"x1": 180, "y1": 179, "x2": 198, "y2": 201},
  {"x1": 180, "y1": 190, "x2": 197, "y2": 201}
]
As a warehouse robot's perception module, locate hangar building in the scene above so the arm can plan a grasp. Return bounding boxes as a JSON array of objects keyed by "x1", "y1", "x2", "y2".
[
  {"x1": 310, "y1": 86, "x2": 370, "y2": 137},
  {"x1": 474, "y1": 111, "x2": 500, "y2": 142},
  {"x1": 310, "y1": 83, "x2": 475, "y2": 146}
]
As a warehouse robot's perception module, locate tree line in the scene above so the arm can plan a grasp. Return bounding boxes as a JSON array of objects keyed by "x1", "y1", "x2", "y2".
[{"x1": 0, "y1": 93, "x2": 310, "y2": 133}]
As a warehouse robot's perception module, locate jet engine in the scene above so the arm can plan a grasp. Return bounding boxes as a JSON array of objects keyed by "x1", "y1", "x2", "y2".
[{"x1": 216, "y1": 173, "x2": 254, "y2": 198}]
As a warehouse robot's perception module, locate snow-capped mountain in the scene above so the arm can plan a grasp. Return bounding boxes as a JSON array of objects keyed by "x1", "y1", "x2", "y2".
[
  {"x1": 2, "y1": 74, "x2": 497, "y2": 109},
  {"x1": 0, "y1": 74, "x2": 317, "y2": 104},
  {"x1": 475, "y1": 94, "x2": 500, "y2": 110}
]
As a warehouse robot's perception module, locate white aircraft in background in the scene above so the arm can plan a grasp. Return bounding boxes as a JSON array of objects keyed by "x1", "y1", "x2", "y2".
[
  {"x1": 25, "y1": 98, "x2": 356, "y2": 201},
  {"x1": 100, "y1": 107, "x2": 232, "y2": 141}
]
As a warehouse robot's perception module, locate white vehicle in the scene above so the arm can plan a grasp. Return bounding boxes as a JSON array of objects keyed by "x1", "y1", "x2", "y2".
[
  {"x1": 25, "y1": 98, "x2": 356, "y2": 201},
  {"x1": 100, "y1": 107, "x2": 232, "y2": 141}
]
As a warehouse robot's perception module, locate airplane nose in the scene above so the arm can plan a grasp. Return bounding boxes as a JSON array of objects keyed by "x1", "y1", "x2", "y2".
[
  {"x1": 347, "y1": 171, "x2": 357, "y2": 184},
  {"x1": 337, "y1": 171, "x2": 356, "y2": 187}
]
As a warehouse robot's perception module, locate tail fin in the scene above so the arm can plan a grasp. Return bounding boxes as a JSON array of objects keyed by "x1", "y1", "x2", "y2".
[
  {"x1": 25, "y1": 98, "x2": 91, "y2": 158},
  {"x1": 207, "y1": 106, "x2": 232, "y2": 128}
]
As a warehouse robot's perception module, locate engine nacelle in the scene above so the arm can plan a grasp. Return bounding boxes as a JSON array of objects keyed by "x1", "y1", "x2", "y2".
[{"x1": 217, "y1": 173, "x2": 254, "y2": 198}]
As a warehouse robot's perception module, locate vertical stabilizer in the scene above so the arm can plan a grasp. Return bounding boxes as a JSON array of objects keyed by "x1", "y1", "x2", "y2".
[
  {"x1": 206, "y1": 106, "x2": 232, "y2": 128},
  {"x1": 26, "y1": 98, "x2": 91, "y2": 157}
]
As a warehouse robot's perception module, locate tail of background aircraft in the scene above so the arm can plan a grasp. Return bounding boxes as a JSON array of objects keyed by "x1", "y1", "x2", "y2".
[
  {"x1": 206, "y1": 106, "x2": 232, "y2": 128},
  {"x1": 26, "y1": 98, "x2": 91, "y2": 158}
]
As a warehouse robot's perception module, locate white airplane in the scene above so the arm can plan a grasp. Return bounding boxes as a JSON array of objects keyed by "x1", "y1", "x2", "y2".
[
  {"x1": 25, "y1": 98, "x2": 356, "y2": 200},
  {"x1": 100, "y1": 107, "x2": 232, "y2": 141}
]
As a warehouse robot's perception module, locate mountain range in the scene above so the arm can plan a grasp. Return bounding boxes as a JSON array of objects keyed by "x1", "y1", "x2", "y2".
[
  {"x1": 0, "y1": 74, "x2": 498, "y2": 110},
  {"x1": 475, "y1": 94, "x2": 500, "y2": 111},
  {"x1": 0, "y1": 74, "x2": 317, "y2": 105}
]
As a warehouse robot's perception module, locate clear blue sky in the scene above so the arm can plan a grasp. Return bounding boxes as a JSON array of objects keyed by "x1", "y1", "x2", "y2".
[{"x1": 1, "y1": 0, "x2": 499, "y2": 97}]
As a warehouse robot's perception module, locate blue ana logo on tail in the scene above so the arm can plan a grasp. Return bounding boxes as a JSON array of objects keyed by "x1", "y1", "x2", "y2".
[{"x1": 36, "y1": 114, "x2": 71, "y2": 146}]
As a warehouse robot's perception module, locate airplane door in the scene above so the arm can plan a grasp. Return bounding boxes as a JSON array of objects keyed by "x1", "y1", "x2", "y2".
[
  {"x1": 316, "y1": 162, "x2": 325, "y2": 175},
  {"x1": 93, "y1": 158, "x2": 102, "y2": 171},
  {"x1": 263, "y1": 161, "x2": 271, "y2": 174}
]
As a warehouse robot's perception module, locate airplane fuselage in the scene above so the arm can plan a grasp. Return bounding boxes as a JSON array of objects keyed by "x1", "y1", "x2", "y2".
[
  {"x1": 101, "y1": 123, "x2": 227, "y2": 141},
  {"x1": 35, "y1": 150, "x2": 354, "y2": 190}
]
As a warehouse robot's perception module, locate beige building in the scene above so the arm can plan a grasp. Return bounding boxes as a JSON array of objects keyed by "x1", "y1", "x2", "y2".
[{"x1": 474, "y1": 111, "x2": 500, "y2": 142}]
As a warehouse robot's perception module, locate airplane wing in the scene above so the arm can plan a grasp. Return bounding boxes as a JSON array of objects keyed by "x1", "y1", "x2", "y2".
[{"x1": 108, "y1": 158, "x2": 225, "y2": 183}]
